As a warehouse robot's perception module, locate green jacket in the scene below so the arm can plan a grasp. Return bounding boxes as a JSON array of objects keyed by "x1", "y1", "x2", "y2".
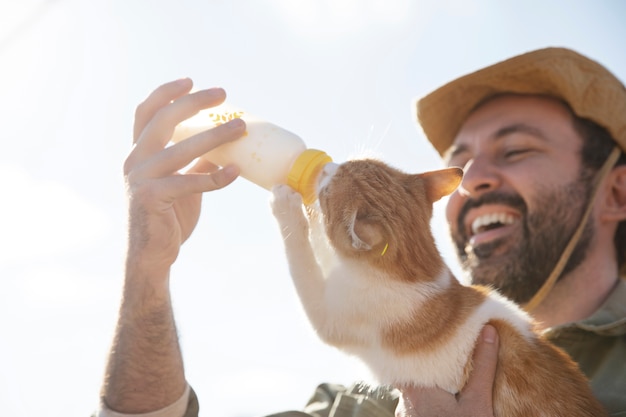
[
  {"x1": 544, "y1": 278, "x2": 626, "y2": 416},
  {"x1": 184, "y1": 279, "x2": 626, "y2": 416}
]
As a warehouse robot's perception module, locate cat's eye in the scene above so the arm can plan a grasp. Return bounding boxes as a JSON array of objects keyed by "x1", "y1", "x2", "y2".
[{"x1": 356, "y1": 212, "x2": 382, "y2": 222}]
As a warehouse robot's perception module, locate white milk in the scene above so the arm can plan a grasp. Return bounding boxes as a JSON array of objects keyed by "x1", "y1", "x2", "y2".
[{"x1": 171, "y1": 104, "x2": 332, "y2": 204}]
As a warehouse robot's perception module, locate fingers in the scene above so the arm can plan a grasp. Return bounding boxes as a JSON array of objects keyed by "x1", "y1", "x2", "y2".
[
  {"x1": 125, "y1": 80, "x2": 245, "y2": 206},
  {"x1": 128, "y1": 118, "x2": 245, "y2": 181},
  {"x1": 126, "y1": 78, "x2": 243, "y2": 182},
  {"x1": 397, "y1": 385, "x2": 455, "y2": 416},
  {"x1": 186, "y1": 155, "x2": 221, "y2": 175},
  {"x1": 150, "y1": 165, "x2": 240, "y2": 202},
  {"x1": 133, "y1": 78, "x2": 194, "y2": 143},
  {"x1": 128, "y1": 87, "x2": 228, "y2": 173},
  {"x1": 394, "y1": 324, "x2": 499, "y2": 417},
  {"x1": 458, "y1": 324, "x2": 499, "y2": 407}
]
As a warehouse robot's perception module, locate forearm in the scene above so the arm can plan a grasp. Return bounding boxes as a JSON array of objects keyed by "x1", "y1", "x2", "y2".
[
  {"x1": 99, "y1": 79, "x2": 243, "y2": 415},
  {"x1": 101, "y1": 256, "x2": 187, "y2": 414}
]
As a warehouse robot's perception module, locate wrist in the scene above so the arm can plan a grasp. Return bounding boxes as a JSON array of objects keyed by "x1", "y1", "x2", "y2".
[
  {"x1": 121, "y1": 252, "x2": 174, "y2": 316},
  {"x1": 125, "y1": 241, "x2": 173, "y2": 282}
]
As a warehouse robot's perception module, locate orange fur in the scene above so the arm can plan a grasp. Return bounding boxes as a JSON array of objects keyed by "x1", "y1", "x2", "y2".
[
  {"x1": 271, "y1": 159, "x2": 606, "y2": 416},
  {"x1": 489, "y1": 319, "x2": 605, "y2": 416},
  {"x1": 318, "y1": 159, "x2": 452, "y2": 281},
  {"x1": 383, "y1": 280, "x2": 485, "y2": 355}
]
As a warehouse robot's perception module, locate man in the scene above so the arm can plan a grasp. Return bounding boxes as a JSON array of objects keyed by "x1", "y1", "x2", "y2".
[{"x1": 96, "y1": 47, "x2": 626, "y2": 417}]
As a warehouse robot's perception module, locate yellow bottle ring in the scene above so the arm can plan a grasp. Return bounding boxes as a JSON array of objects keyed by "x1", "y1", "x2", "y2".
[{"x1": 287, "y1": 149, "x2": 332, "y2": 205}]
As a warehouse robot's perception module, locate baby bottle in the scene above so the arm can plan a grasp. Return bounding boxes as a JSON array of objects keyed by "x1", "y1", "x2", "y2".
[{"x1": 171, "y1": 103, "x2": 332, "y2": 205}]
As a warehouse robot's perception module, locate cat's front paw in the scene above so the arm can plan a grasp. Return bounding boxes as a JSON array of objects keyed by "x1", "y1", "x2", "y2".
[
  {"x1": 271, "y1": 184, "x2": 302, "y2": 213},
  {"x1": 271, "y1": 184, "x2": 308, "y2": 231}
]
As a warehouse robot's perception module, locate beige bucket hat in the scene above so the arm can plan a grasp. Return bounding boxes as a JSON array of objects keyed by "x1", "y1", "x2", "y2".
[{"x1": 416, "y1": 47, "x2": 626, "y2": 157}]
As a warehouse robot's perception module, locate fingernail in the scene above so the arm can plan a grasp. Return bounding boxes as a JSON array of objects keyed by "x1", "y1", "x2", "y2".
[
  {"x1": 227, "y1": 118, "x2": 245, "y2": 129},
  {"x1": 222, "y1": 164, "x2": 240, "y2": 177},
  {"x1": 482, "y1": 325, "x2": 497, "y2": 344}
]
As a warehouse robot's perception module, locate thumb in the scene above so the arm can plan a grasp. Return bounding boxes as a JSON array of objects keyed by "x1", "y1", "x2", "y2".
[
  {"x1": 206, "y1": 164, "x2": 240, "y2": 190},
  {"x1": 459, "y1": 324, "x2": 499, "y2": 408}
]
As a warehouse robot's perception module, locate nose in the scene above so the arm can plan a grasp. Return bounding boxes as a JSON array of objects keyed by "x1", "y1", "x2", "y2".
[
  {"x1": 457, "y1": 156, "x2": 501, "y2": 198},
  {"x1": 317, "y1": 162, "x2": 339, "y2": 192}
]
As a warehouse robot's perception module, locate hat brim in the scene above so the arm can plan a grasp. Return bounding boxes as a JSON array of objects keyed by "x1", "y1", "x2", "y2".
[{"x1": 415, "y1": 47, "x2": 626, "y2": 157}]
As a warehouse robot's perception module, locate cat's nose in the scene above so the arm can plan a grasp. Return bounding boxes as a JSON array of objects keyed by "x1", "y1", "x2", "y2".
[
  {"x1": 317, "y1": 162, "x2": 339, "y2": 192},
  {"x1": 322, "y1": 162, "x2": 339, "y2": 176}
]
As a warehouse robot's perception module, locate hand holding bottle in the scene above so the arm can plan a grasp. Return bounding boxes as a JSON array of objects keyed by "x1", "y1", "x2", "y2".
[
  {"x1": 125, "y1": 78, "x2": 246, "y2": 275},
  {"x1": 171, "y1": 101, "x2": 332, "y2": 205}
]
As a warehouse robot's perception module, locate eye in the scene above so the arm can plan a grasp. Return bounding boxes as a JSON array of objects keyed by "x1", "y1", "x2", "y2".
[
  {"x1": 446, "y1": 153, "x2": 470, "y2": 169},
  {"x1": 356, "y1": 212, "x2": 370, "y2": 221},
  {"x1": 503, "y1": 148, "x2": 532, "y2": 160}
]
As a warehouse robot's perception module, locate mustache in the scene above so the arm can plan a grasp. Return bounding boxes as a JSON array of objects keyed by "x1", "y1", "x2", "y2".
[{"x1": 457, "y1": 191, "x2": 527, "y2": 238}]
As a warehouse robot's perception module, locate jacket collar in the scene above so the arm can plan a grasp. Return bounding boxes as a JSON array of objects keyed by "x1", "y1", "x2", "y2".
[{"x1": 545, "y1": 278, "x2": 626, "y2": 337}]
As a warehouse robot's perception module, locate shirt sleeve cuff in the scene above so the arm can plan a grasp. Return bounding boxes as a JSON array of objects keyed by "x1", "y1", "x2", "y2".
[{"x1": 97, "y1": 384, "x2": 190, "y2": 417}]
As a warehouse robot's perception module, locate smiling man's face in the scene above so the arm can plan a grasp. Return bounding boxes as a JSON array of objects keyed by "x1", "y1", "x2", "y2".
[{"x1": 444, "y1": 94, "x2": 595, "y2": 303}]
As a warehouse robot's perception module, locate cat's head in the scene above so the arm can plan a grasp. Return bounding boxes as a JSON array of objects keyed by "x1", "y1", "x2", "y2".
[{"x1": 317, "y1": 159, "x2": 462, "y2": 278}]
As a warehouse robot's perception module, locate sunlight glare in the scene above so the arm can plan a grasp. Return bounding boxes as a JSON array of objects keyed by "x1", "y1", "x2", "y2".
[
  {"x1": 0, "y1": 163, "x2": 110, "y2": 264},
  {"x1": 270, "y1": 0, "x2": 413, "y2": 40}
]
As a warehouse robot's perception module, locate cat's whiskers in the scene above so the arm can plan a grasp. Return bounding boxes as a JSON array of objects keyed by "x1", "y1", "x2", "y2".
[{"x1": 346, "y1": 121, "x2": 393, "y2": 162}]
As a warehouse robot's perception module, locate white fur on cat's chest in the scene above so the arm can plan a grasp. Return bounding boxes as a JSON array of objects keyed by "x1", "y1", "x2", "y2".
[
  {"x1": 320, "y1": 260, "x2": 533, "y2": 393},
  {"x1": 321, "y1": 264, "x2": 469, "y2": 390},
  {"x1": 321, "y1": 260, "x2": 449, "y2": 325}
]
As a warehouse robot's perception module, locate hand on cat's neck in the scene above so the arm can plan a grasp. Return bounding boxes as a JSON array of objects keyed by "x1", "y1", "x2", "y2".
[{"x1": 530, "y1": 259, "x2": 619, "y2": 331}]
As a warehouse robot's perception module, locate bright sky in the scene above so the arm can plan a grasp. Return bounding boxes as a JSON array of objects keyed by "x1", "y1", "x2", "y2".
[{"x1": 1, "y1": 1, "x2": 626, "y2": 416}]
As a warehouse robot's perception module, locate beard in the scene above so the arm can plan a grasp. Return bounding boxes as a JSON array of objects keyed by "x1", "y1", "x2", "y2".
[{"x1": 452, "y1": 177, "x2": 594, "y2": 304}]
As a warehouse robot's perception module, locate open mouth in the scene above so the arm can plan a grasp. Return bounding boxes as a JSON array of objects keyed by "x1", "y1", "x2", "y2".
[
  {"x1": 471, "y1": 213, "x2": 517, "y2": 235},
  {"x1": 465, "y1": 207, "x2": 521, "y2": 247}
]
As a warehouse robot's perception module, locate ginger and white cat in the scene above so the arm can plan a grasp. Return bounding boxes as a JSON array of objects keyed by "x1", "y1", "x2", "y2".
[{"x1": 270, "y1": 159, "x2": 606, "y2": 417}]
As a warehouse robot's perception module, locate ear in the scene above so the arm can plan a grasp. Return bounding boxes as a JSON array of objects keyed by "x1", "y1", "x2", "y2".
[
  {"x1": 348, "y1": 210, "x2": 384, "y2": 251},
  {"x1": 600, "y1": 165, "x2": 626, "y2": 222},
  {"x1": 419, "y1": 167, "x2": 463, "y2": 203}
]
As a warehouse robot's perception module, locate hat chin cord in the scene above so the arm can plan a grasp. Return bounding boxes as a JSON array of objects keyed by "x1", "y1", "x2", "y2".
[{"x1": 523, "y1": 146, "x2": 622, "y2": 313}]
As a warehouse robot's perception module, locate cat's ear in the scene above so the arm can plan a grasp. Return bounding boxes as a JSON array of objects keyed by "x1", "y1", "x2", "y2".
[
  {"x1": 419, "y1": 167, "x2": 463, "y2": 202},
  {"x1": 348, "y1": 210, "x2": 384, "y2": 251},
  {"x1": 349, "y1": 210, "x2": 372, "y2": 251}
]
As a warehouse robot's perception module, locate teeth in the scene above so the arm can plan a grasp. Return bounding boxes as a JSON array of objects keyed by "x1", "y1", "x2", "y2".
[{"x1": 471, "y1": 213, "x2": 516, "y2": 235}]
